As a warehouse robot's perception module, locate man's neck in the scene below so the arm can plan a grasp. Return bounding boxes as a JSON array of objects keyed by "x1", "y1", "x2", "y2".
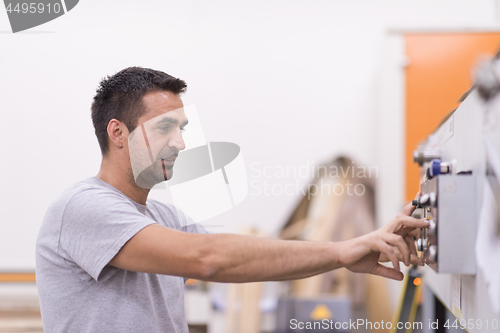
[{"x1": 96, "y1": 159, "x2": 150, "y2": 205}]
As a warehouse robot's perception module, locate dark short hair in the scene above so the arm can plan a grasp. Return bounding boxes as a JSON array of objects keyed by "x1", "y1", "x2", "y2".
[{"x1": 91, "y1": 67, "x2": 187, "y2": 155}]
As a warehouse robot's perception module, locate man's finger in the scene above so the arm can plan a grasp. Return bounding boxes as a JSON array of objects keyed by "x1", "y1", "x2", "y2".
[
  {"x1": 405, "y1": 235, "x2": 417, "y2": 257},
  {"x1": 391, "y1": 216, "x2": 429, "y2": 232},
  {"x1": 384, "y1": 234, "x2": 411, "y2": 266},
  {"x1": 371, "y1": 263, "x2": 404, "y2": 281},
  {"x1": 379, "y1": 241, "x2": 400, "y2": 272},
  {"x1": 406, "y1": 229, "x2": 421, "y2": 239},
  {"x1": 390, "y1": 247, "x2": 403, "y2": 262},
  {"x1": 402, "y1": 202, "x2": 416, "y2": 216},
  {"x1": 410, "y1": 254, "x2": 424, "y2": 266},
  {"x1": 396, "y1": 226, "x2": 418, "y2": 237}
]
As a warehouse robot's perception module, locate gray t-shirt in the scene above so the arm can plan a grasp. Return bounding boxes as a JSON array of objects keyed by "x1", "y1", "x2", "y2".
[{"x1": 36, "y1": 177, "x2": 208, "y2": 333}]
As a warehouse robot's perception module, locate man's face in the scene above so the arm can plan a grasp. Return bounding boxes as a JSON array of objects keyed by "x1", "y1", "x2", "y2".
[{"x1": 127, "y1": 91, "x2": 187, "y2": 189}]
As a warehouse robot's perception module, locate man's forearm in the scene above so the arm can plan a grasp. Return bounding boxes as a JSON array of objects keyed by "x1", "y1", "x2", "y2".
[{"x1": 199, "y1": 233, "x2": 343, "y2": 283}]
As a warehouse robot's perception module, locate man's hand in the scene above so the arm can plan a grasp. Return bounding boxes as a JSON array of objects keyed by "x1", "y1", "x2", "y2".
[{"x1": 336, "y1": 201, "x2": 429, "y2": 281}]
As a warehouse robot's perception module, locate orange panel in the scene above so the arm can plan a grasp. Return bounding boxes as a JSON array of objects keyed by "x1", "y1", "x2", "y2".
[
  {"x1": 405, "y1": 33, "x2": 500, "y2": 201},
  {"x1": 0, "y1": 272, "x2": 36, "y2": 282}
]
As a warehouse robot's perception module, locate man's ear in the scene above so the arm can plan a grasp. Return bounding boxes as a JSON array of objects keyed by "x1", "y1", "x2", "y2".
[{"x1": 107, "y1": 119, "x2": 127, "y2": 150}]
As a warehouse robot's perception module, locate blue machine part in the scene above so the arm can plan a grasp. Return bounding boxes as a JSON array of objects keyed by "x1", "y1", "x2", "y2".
[{"x1": 429, "y1": 159, "x2": 442, "y2": 178}]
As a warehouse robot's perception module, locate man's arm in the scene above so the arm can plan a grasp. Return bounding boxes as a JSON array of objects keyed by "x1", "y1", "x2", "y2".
[{"x1": 109, "y1": 203, "x2": 428, "y2": 282}]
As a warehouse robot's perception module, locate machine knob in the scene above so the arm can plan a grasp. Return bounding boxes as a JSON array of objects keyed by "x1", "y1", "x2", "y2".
[
  {"x1": 416, "y1": 238, "x2": 427, "y2": 252},
  {"x1": 428, "y1": 245, "x2": 437, "y2": 263},
  {"x1": 426, "y1": 159, "x2": 451, "y2": 178},
  {"x1": 429, "y1": 219, "x2": 437, "y2": 237},
  {"x1": 414, "y1": 194, "x2": 428, "y2": 208},
  {"x1": 414, "y1": 193, "x2": 436, "y2": 208},
  {"x1": 429, "y1": 192, "x2": 437, "y2": 207}
]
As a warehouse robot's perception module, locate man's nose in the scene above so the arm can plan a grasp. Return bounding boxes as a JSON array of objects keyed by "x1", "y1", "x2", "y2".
[{"x1": 168, "y1": 128, "x2": 186, "y2": 151}]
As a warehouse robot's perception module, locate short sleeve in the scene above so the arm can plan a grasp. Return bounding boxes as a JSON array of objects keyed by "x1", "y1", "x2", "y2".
[{"x1": 59, "y1": 188, "x2": 156, "y2": 281}]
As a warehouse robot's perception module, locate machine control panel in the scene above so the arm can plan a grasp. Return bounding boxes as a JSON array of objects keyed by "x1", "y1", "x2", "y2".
[{"x1": 415, "y1": 174, "x2": 476, "y2": 274}]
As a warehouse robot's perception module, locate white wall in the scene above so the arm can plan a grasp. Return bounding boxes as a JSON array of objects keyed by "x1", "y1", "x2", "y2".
[{"x1": 1, "y1": 0, "x2": 499, "y2": 270}]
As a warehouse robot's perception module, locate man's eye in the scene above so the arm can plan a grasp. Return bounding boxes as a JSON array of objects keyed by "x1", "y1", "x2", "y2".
[
  {"x1": 180, "y1": 127, "x2": 186, "y2": 132},
  {"x1": 156, "y1": 126, "x2": 171, "y2": 134}
]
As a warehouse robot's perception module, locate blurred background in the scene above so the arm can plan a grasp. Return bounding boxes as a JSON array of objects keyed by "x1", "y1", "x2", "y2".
[{"x1": 2, "y1": 1, "x2": 500, "y2": 332}]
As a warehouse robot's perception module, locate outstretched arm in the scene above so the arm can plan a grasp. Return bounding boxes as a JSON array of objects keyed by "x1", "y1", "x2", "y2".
[{"x1": 109, "y1": 203, "x2": 428, "y2": 282}]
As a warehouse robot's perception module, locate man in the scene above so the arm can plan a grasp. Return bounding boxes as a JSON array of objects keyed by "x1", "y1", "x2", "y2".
[{"x1": 36, "y1": 67, "x2": 428, "y2": 333}]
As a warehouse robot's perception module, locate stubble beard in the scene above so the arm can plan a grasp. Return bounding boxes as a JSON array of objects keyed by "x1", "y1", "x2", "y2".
[{"x1": 128, "y1": 160, "x2": 174, "y2": 190}]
